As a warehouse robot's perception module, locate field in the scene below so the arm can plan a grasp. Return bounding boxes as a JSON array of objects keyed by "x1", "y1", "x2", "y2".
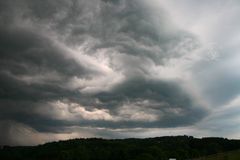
[{"x1": 194, "y1": 149, "x2": 240, "y2": 160}]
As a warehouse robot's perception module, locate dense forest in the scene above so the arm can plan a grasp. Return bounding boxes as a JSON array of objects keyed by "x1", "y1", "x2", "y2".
[{"x1": 1, "y1": 136, "x2": 240, "y2": 160}]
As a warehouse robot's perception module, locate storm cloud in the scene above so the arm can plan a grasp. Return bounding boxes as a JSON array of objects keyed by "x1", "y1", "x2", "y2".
[{"x1": 0, "y1": 0, "x2": 239, "y2": 145}]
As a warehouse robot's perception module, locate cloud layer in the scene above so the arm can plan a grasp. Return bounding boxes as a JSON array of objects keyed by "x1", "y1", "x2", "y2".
[{"x1": 0, "y1": 0, "x2": 239, "y2": 145}]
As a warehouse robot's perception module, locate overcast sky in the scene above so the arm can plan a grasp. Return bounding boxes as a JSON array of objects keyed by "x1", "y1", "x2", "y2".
[{"x1": 0, "y1": 0, "x2": 240, "y2": 146}]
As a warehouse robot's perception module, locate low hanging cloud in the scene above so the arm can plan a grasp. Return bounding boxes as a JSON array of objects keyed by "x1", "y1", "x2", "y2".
[{"x1": 0, "y1": 0, "x2": 213, "y2": 145}]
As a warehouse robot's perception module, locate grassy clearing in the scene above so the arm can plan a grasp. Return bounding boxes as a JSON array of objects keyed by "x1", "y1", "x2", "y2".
[{"x1": 194, "y1": 149, "x2": 240, "y2": 160}]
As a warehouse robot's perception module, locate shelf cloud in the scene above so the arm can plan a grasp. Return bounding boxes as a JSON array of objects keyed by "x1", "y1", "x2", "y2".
[{"x1": 0, "y1": 0, "x2": 239, "y2": 145}]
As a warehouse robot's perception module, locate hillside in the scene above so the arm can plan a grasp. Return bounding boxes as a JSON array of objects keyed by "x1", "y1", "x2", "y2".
[{"x1": 0, "y1": 136, "x2": 240, "y2": 160}]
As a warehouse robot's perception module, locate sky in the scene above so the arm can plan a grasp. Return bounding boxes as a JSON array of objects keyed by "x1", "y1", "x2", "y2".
[{"x1": 0, "y1": 0, "x2": 240, "y2": 146}]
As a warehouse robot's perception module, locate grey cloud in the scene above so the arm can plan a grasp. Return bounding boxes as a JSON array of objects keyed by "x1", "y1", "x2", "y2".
[
  {"x1": 0, "y1": 27, "x2": 95, "y2": 77},
  {"x1": 95, "y1": 78, "x2": 207, "y2": 126},
  {"x1": 0, "y1": 0, "x2": 208, "y2": 145},
  {"x1": 0, "y1": 78, "x2": 207, "y2": 133},
  {"x1": 21, "y1": 0, "x2": 198, "y2": 64}
]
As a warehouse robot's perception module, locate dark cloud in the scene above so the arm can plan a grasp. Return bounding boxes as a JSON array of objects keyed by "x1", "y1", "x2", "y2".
[{"x1": 0, "y1": 0, "x2": 208, "y2": 145}]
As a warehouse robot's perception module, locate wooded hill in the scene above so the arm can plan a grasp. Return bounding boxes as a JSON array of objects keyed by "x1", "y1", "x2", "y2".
[{"x1": 1, "y1": 136, "x2": 240, "y2": 160}]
